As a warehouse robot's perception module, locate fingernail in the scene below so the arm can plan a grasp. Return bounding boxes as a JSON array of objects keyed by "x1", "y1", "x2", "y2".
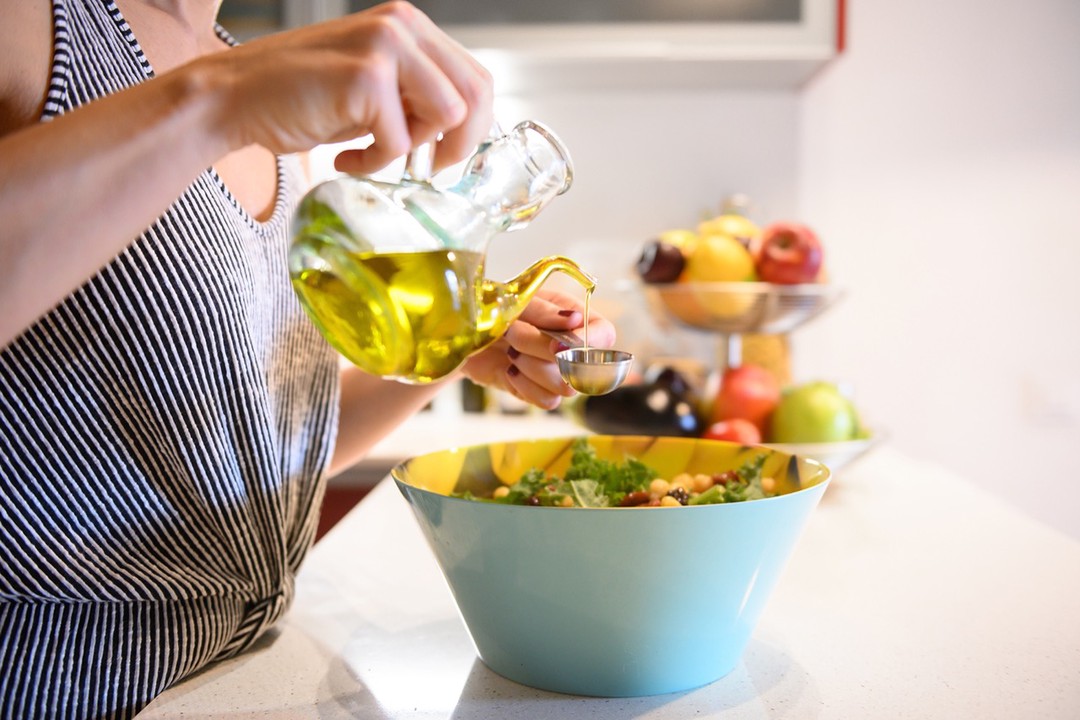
[
  {"x1": 555, "y1": 343, "x2": 571, "y2": 353},
  {"x1": 557, "y1": 309, "x2": 576, "y2": 317},
  {"x1": 507, "y1": 347, "x2": 521, "y2": 359},
  {"x1": 507, "y1": 364, "x2": 520, "y2": 377}
]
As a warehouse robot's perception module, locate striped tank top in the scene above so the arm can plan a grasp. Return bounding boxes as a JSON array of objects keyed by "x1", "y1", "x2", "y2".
[{"x1": 0, "y1": 1, "x2": 341, "y2": 718}]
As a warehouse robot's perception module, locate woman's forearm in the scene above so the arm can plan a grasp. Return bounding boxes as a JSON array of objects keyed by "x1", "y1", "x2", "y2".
[
  {"x1": 0, "y1": 66, "x2": 230, "y2": 348},
  {"x1": 327, "y1": 366, "x2": 454, "y2": 477}
]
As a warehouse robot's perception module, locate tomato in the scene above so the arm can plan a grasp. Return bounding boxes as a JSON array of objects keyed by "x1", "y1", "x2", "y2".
[
  {"x1": 710, "y1": 364, "x2": 781, "y2": 435},
  {"x1": 702, "y1": 418, "x2": 762, "y2": 444}
]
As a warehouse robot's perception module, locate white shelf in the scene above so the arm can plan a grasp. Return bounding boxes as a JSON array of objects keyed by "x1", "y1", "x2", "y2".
[
  {"x1": 469, "y1": 46, "x2": 837, "y2": 93},
  {"x1": 445, "y1": 1, "x2": 840, "y2": 92},
  {"x1": 237, "y1": 1, "x2": 842, "y2": 92}
]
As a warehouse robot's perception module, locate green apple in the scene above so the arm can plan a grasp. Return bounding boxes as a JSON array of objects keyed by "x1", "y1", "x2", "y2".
[{"x1": 769, "y1": 381, "x2": 858, "y2": 443}]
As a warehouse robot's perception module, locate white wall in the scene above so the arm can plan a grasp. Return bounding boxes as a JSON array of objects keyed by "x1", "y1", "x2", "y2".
[
  {"x1": 483, "y1": 91, "x2": 802, "y2": 280},
  {"x1": 485, "y1": 2, "x2": 1080, "y2": 539},
  {"x1": 483, "y1": 90, "x2": 803, "y2": 370},
  {"x1": 796, "y1": 0, "x2": 1080, "y2": 538},
  {"x1": 310, "y1": 1, "x2": 1080, "y2": 538}
]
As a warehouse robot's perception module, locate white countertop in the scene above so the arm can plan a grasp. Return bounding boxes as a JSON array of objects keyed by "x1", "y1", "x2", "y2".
[{"x1": 138, "y1": 416, "x2": 1080, "y2": 719}]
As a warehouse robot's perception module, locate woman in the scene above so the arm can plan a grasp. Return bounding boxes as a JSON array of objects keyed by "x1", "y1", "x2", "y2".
[{"x1": 0, "y1": 1, "x2": 614, "y2": 717}]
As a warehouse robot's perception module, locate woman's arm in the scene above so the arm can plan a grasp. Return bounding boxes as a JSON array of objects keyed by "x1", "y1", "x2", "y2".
[
  {"x1": 0, "y1": 70, "x2": 232, "y2": 348},
  {"x1": 0, "y1": 1, "x2": 492, "y2": 349},
  {"x1": 328, "y1": 368, "x2": 447, "y2": 478}
]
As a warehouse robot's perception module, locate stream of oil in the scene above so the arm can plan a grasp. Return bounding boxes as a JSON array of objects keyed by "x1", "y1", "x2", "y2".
[{"x1": 582, "y1": 286, "x2": 593, "y2": 350}]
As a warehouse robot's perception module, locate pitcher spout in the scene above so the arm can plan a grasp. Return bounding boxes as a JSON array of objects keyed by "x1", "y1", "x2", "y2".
[
  {"x1": 477, "y1": 256, "x2": 597, "y2": 344},
  {"x1": 505, "y1": 255, "x2": 597, "y2": 299}
]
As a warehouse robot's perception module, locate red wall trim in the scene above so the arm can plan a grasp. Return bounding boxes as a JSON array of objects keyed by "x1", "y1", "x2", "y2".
[{"x1": 837, "y1": 0, "x2": 847, "y2": 53}]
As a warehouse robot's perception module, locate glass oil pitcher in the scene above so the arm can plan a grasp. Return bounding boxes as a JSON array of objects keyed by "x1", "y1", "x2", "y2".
[{"x1": 289, "y1": 120, "x2": 596, "y2": 384}]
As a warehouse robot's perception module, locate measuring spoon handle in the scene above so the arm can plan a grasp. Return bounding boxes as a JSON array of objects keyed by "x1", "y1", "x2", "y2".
[{"x1": 540, "y1": 328, "x2": 584, "y2": 349}]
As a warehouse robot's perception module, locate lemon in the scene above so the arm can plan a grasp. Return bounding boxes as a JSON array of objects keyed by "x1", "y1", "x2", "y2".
[
  {"x1": 657, "y1": 228, "x2": 699, "y2": 262},
  {"x1": 682, "y1": 233, "x2": 757, "y2": 282},
  {"x1": 658, "y1": 228, "x2": 699, "y2": 250},
  {"x1": 697, "y1": 214, "x2": 759, "y2": 246}
]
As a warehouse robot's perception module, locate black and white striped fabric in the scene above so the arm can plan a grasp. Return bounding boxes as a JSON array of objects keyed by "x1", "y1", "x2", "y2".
[{"x1": 0, "y1": 2, "x2": 341, "y2": 718}]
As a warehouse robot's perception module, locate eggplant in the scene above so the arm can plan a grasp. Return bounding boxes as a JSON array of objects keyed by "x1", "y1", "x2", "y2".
[{"x1": 575, "y1": 368, "x2": 703, "y2": 437}]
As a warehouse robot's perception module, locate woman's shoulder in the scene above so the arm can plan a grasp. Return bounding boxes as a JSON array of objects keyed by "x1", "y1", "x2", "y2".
[{"x1": 0, "y1": 0, "x2": 54, "y2": 138}]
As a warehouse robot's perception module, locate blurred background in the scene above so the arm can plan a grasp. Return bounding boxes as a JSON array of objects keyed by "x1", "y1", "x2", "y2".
[{"x1": 224, "y1": 0, "x2": 1080, "y2": 540}]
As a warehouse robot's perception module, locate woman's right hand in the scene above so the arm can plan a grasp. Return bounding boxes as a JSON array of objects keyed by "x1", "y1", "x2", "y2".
[{"x1": 202, "y1": 1, "x2": 494, "y2": 175}]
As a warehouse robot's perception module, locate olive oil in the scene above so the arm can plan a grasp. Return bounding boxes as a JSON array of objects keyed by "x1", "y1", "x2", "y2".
[
  {"x1": 582, "y1": 286, "x2": 593, "y2": 350},
  {"x1": 292, "y1": 249, "x2": 505, "y2": 383}
]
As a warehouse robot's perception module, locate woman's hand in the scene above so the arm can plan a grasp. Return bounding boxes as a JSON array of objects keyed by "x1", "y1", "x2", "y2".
[
  {"x1": 460, "y1": 289, "x2": 617, "y2": 411},
  {"x1": 206, "y1": 1, "x2": 493, "y2": 174}
]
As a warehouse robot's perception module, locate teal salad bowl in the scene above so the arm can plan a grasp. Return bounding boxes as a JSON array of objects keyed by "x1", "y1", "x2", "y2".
[{"x1": 391, "y1": 434, "x2": 830, "y2": 697}]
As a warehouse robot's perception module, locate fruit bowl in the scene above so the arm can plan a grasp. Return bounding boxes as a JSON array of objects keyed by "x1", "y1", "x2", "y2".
[
  {"x1": 392, "y1": 435, "x2": 830, "y2": 697},
  {"x1": 643, "y1": 281, "x2": 842, "y2": 335},
  {"x1": 765, "y1": 430, "x2": 883, "y2": 473}
]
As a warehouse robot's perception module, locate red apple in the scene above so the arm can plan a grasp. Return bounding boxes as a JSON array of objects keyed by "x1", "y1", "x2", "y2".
[
  {"x1": 702, "y1": 418, "x2": 762, "y2": 444},
  {"x1": 710, "y1": 364, "x2": 781, "y2": 435},
  {"x1": 754, "y1": 222, "x2": 823, "y2": 284}
]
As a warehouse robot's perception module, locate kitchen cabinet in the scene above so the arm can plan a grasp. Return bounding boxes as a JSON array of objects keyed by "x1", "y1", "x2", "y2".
[{"x1": 218, "y1": 0, "x2": 844, "y2": 90}]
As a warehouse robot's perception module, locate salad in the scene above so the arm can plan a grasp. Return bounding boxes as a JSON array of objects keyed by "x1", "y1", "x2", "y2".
[{"x1": 455, "y1": 438, "x2": 775, "y2": 508}]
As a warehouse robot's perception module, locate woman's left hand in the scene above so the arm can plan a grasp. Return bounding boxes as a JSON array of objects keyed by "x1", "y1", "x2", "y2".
[{"x1": 460, "y1": 288, "x2": 616, "y2": 411}]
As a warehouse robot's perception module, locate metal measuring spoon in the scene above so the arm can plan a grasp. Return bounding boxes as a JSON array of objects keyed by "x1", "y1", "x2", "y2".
[{"x1": 541, "y1": 329, "x2": 634, "y2": 396}]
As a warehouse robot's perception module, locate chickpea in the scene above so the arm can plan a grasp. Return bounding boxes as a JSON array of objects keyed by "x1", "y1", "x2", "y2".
[
  {"x1": 671, "y1": 473, "x2": 693, "y2": 490},
  {"x1": 649, "y1": 478, "x2": 671, "y2": 498},
  {"x1": 660, "y1": 495, "x2": 682, "y2": 508},
  {"x1": 559, "y1": 495, "x2": 574, "y2": 508},
  {"x1": 493, "y1": 486, "x2": 510, "y2": 499},
  {"x1": 692, "y1": 473, "x2": 713, "y2": 493},
  {"x1": 761, "y1": 476, "x2": 776, "y2": 493}
]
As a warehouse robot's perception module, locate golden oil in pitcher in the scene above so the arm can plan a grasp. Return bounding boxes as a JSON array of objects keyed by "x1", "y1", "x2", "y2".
[{"x1": 292, "y1": 249, "x2": 493, "y2": 382}]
